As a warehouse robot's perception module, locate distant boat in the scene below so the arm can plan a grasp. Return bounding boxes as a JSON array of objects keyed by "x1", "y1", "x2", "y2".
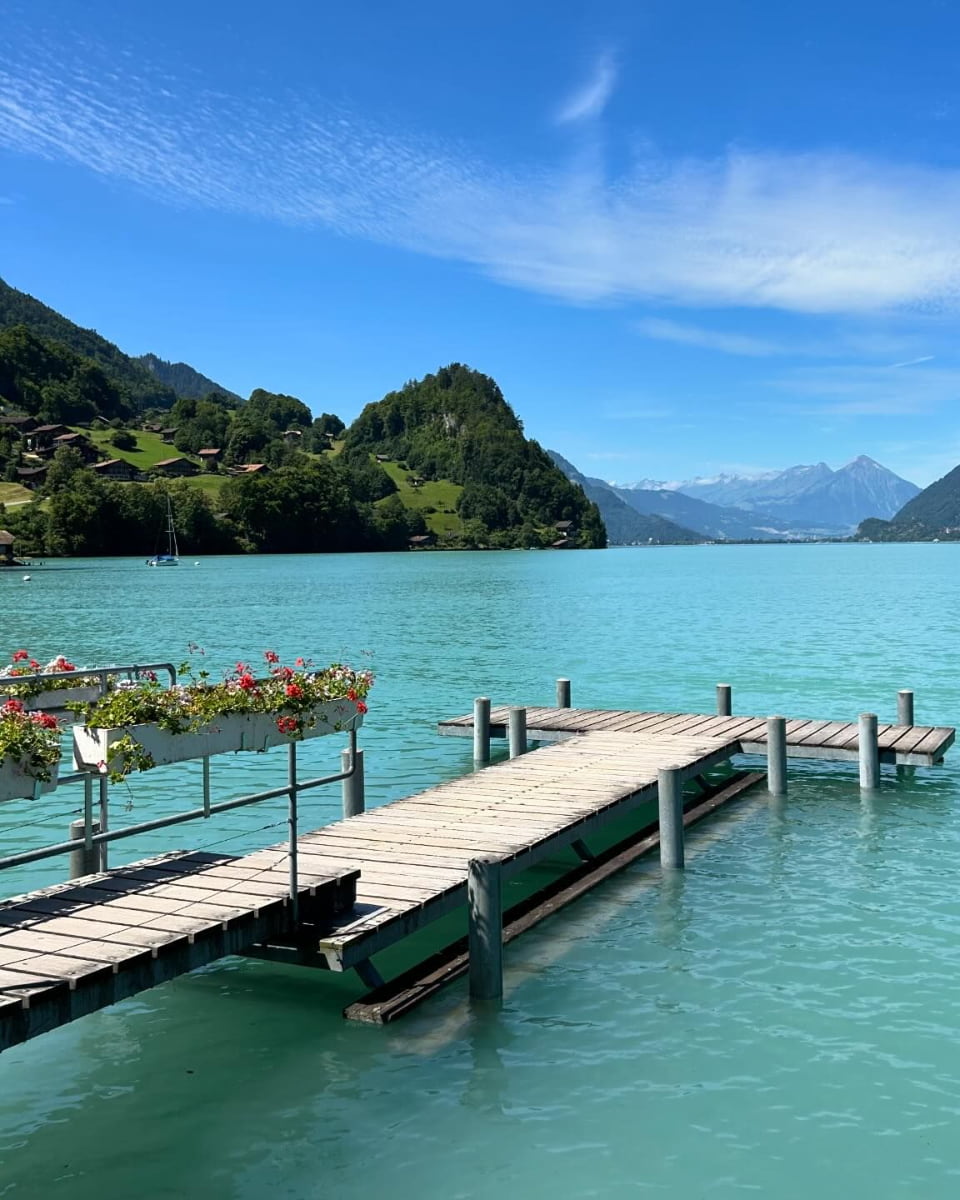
[{"x1": 147, "y1": 496, "x2": 180, "y2": 567}]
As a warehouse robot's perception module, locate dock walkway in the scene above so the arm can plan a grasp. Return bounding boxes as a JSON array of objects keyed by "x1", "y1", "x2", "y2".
[{"x1": 437, "y1": 706, "x2": 956, "y2": 766}]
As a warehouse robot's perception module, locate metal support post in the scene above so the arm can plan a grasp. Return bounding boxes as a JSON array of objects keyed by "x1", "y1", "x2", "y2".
[
  {"x1": 69, "y1": 817, "x2": 103, "y2": 878},
  {"x1": 717, "y1": 683, "x2": 732, "y2": 717},
  {"x1": 658, "y1": 766, "x2": 685, "y2": 869},
  {"x1": 202, "y1": 756, "x2": 211, "y2": 817},
  {"x1": 468, "y1": 856, "x2": 503, "y2": 1002},
  {"x1": 859, "y1": 712, "x2": 879, "y2": 790},
  {"x1": 556, "y1": 678, "x2": 571, "y2": 708},
  {"x1": 288, "y1": 742, "x2": 299, "y2": 923},
  {"x1": 473, "y1": 696, "x2": 491, "y2": 764},
  {"x1": 767, "y1": 716, "x2": 787, "y2": 797},
  {"x1": 341, "y1": 747, "x2": 365, "y2": 817},
  {"x1": 98, "y1": 774, "x2": 109, "y2": 868},
  {"x1": 508, "y1": 707, "x2": 527, "y2": 758},
  {"x1": 897, "y1": 690, "x2": 914, "y2": 727}
]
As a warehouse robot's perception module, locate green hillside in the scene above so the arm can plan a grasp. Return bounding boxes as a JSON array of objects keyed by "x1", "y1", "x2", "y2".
[
  {"x1": 346, "y1": 364, "x2": 606, "y2": 548},
  {"x1": 0, "y1": 277, "x2": 177, "y2": 411},
  {"x1": 857, "y1": 464, "x2": 960, "y2": 541},
  {"x1": 377, "y1": 459, "x2": 464, "y2": 536},
  {"x1": 135, "y1": 353, "x2": 241, "y2": 404}
]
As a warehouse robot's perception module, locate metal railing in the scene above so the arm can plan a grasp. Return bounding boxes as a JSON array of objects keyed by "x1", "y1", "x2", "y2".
[{"x1": 0, "y1": 663, "x2": 362, "y2": 921}]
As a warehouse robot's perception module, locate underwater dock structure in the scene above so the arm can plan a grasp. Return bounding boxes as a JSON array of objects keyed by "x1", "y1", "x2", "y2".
[{"x1": 0, "y1": 681, "x2": 954, "y2": 1049}]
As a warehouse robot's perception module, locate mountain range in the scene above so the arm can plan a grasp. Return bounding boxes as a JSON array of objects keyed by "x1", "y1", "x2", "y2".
[{"x1": 551, "y1": 453, "x2": 921, "y2": 544}]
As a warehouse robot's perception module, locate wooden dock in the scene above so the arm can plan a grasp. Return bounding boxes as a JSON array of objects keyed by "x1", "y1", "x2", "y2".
[{"x1": 437, "y1": 706, "x2": 956, "y2": 766}]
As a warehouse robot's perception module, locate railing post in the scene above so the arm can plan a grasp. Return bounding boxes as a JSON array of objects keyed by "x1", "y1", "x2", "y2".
[
  {"x1": 859, "y1": 712, "x2": 879, "y2": 790},
  {"x1": 508, "y1": 707, "x2": 527, "y2": 758},
  {"x1": 341, "y1": 747, "x2": 365, "y2": 817},
  {"x1": 716, "y1": 683, "x2": 732, "y2": 717},
  {"x1": 69, "y1": 818, "x2": 103, "y2": 878},
  {"x1": 473, "y1": 697, "x2": 491, "y2": 764},
  {"x1": 202, "y1": 756, "x2": 211, "y2": 817},
  {"x1": 658, "y1": 766, "x2": 685, "y2": 868},
  {"x1": 468, "y1": 856, "x2": 503, "y2": 1002},
  {"x1": 98, "y1": 774, "x2": 109, "y2": 868},
  {"x1": 288, "y1": 741, "x2": 299, "y2": 924},
  {"x1": 897, "y1": 690, "x2": 914, "y2": 727},
  {"x1": 767, "y1": 716, "x2": 787, "y2": 796},
  {"x1": 556, "y1": 678, "x2": 571, "y2": 708}
]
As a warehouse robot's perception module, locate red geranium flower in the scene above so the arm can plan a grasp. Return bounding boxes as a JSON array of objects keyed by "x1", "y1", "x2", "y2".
[
  {"x1": 295, "y1": 657, "x2": 305, "y2": 667},
  {"x1": 2, "y1": 698, "x2": 25, "y2": 714},
  {"x1": 347, "y1": 688, "x2": 357, "y2": 702},
  {"x1": 275, "y1": 716, "x2": 298, "y2": 734},
  {"x1": 356, "y1": 700, "x2": 368, "y2": 715},
  {"x1": 238, "y1": 673, "x2": 256, "y2": 691},
  {"x1": 264, "y1": 650, "x2": 280, "y2": 664},
  {"x1": 28, "y1": 659, "x2": 40, "y2": 671},
  {"x1": 33, "y1": 712, "x2": 59, "y2": 730},
  {"x1": 285, "y1": 683, "x2": 303, "y2": 700},
  {"x1": 11, "y1": 650, "x2": 28, "y2": 663}
]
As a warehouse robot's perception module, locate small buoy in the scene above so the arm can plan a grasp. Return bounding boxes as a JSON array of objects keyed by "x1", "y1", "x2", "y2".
[
  {"x1": 22, "y1": 575, "x2": 30, "y2": 582},
  {"x1": 194, "y1": 561, "x2": 200, "y2": 566}
]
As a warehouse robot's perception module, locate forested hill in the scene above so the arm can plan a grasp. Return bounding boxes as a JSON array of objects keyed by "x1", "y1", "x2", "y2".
[
  {"x1": 136, "y1": 353, "x2": 241, "y2": 404},
  {"x1": 0, "y1": 277, "x2": 177, "y2": 411},
  {"x1": 345, "y1": 364, "x2": 606, "y2": 548},
  {"x1": 858, "y1": 464, "x2": 960, "y2": 541}
]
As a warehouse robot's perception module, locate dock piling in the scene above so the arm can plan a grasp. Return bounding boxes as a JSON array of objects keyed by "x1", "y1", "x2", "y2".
[
  {"x1": 508, "y1": 707, "x2": 528, "y2": 758},
  {"x1": 717, "y1": 683, "x2": 732, "y2": 717},
  {"x1": 658, "y1": 766, "x2": 685, "y2": 868},
  {"x1": 897, "y1": 690, "x2": 915, "y2": 727},
  {"x1": 859, "y1": 713, "x2": 880, "y2": 790},
  {"x1": 556, "y1": 678, "x2": 571, "y2": 708},
  {"x1": 473, "y1": 697, "x2": 491, "y2": 763},
  {"x1": 68, "y1": 818, "x2": 103, "y2": 879},
  {"x1": 468, "y1": 856, "x2": 503, "y2": 1002},
  {"x1": 767, "y1": 716, "x2": 787, "y2": 796},
  {"x1": 341, "y1": 747, "x2": 365, "y2": 817}
]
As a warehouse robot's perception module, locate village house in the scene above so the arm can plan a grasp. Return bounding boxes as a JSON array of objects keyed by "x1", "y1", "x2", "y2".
[
  {"x1": 160, "y1": 428, "x2": 179, "y2": 443},
  {"x1": 51, "y1": 431, "x2": 97, "y2": 462},
  {"x1": 25, "y1": 424, "x2": 70, "y2": 453},
  {"x1": 282, "y1": 429, "x2": 303, "y2": 444},
  {"x1": 91, "y1": 458, "x2": 139, "y2": 482},
  {"x1": 0, "y1": 530, "x2": 15, "y2": 565},
  {"x1": 0, "y1": 414, "x2": 39, "y2": 436},
  {"x1": 231, "y1": 463, "x2": 270, "y2": 476},
  {"x1": 408, "y1": 533, "x2": 435, "y2": 549},
  {"x1": 15, "y1": 465, "x2": 48, "y2": 489},
  {"x1": 197, "y1": 448, "x2": 222, "y2": 468},
  {"x1": 151, "y1": 457, "x2": 200, "y2": 478}
]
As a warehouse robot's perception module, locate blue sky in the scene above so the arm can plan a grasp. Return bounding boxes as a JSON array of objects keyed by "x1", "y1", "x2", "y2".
[{"x1": 2, "y1": 1, "x2": 960, "y2": 485}]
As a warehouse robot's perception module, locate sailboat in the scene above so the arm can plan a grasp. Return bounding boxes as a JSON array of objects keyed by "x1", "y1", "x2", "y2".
[{"x1": 146, "y1": 496, "x2": 180, "y2": 567}]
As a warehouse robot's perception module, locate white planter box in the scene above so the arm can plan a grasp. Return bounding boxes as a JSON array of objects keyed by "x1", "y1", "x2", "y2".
[
  {"x1": 0, "y1": 685, "x2": 104, "y2": 712},
  {"x1": 0, "y1": 758, "x2": 59, "y2": 802},
  {"x1": 72, "y1": 700, "x2": 363, "y2": 772}
]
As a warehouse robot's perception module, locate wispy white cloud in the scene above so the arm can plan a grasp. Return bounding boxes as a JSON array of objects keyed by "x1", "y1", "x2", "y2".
[
  {"x1": 6, "y1": 37, "x2": 960, "y2": 319},
  {"x1": 888, "y1": 354, "x2": 935, "y2": 368},
  {"x1": 766, "y1": 363, "x2": 960, "y2": 416},
  {"x1": 555, "y1": 52, "x2": 618, "y2": 124},
  {"x1": 635, "y1": 317, "x2": 785, "y2": 356}
]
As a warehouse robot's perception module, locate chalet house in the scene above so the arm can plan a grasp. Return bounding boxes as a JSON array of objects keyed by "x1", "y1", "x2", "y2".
[
  {"x1": 231, "y1": 463, "x2": 269, "y2": 476},
  {"x1": 25, "y1": 424, "x2": 70, "y2": 453},
  {"x1": 15, "y1": 465, "x2": 48, "y2": 489},
  {"x1": 282, "y1": 429, "x2": 303, "y2": 444},
  {"x1": 160, "y1": 428, "x2": 179, "y2": 443},
  {"x1": 91, "y1": 458, "x2": 138, "y2": 482},
  {"x1": 375, "y1": 454, "x2": 391, "y2": 463},
  {"x1": 554, "y1": 520, "x2": 575, "y2": 534},
  {"x1": 408, "y1": 533, "x2": 435, "y2": 549},
  {"x1": 151, "y1": 457, "x2": 200, "y2": 478},
  {"x1": 0, "y1": 415, "x2": 39, "y2": 436},
  {"x1": 51, "y1": 431, "x2": 97, "y2": 462},
  {"x1": 0, "y1": 530, "x2": 14, "y2": 565}
]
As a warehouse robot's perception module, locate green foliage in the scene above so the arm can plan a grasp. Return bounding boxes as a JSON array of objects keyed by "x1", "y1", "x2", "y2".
[
  {"x1": 0, "y1": 277, "x2": 176, "y2": 411},
  {"x1": 171, "y1": 393, "x2": 232, "y2": 455},
  {"x1": 110, "y1": 428, "x2": 137, "y2": 451},
  {"x1": 0, "y1": 325, "x2": 130, "y2": 423},
  {"x1": 0, "y1": 704, "x2": 61, "y2": 781},
  {"x1": 345, "y1": 363, "x2": 606, "y2": 547}
]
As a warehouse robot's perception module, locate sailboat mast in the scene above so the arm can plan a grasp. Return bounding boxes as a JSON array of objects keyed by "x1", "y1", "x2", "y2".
[{"x1": 167, "y1": 496, "x2": 179, "y2": 559}]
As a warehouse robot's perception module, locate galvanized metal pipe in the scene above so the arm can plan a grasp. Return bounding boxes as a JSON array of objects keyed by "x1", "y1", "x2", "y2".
[
  {"x1": 341, "y1": 747, "x2": 365, "y2": 817},
  {"x1": 556, "y1": 678, "x2": 571, "y2": 708},
  {"x1": 717, "y1": 683, "x2": 732, "y2": 717},
  {"x1": 767, "y1": 716, "x2": 787, "y2": 796},
  {"x1": 508, "y1": 707, "x2": 527, "y2": 758},
  {"x1": 897, "y1": 690, "x2": 915, "y2": 727},
  {"x1": 859, "y1": 712, "x2": 880, "y2": 790},
  {"x1": 288, "y1": 742, "x2": 299, "y2": 921},
  {"x1": 658, "y1": 766, "x2": 684, "y2": 869},
  {"x1": 468, "y1": 855, "x2": 503, "y2": 1002},
  {"x1": 69, "y1": 818, "x2": 103, "y2": 878},
  {"x1": 473, "y1": 697, "x2": 491, "y2": 764}
]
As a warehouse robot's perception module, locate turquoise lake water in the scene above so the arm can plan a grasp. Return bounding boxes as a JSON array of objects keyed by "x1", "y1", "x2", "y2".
[{"x1": 1, "y1": 545, "x2": 960, "y2": 1198}]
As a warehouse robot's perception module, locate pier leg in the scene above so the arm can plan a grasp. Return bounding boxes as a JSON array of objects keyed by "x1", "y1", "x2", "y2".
[
  {"x1": 658, "y1": 766, "x2": 684, "y2": 869},
  {"x1": 556, "y1": 678, "x2": 571, "y2": 708},
  {"x1": 69, "y1": 818, "x2": 103, "y2": 879},
  {"x1": 288, "y1": 742, "x2": 299, "y2": 923},
  {"x1": 571, "y1": 838, "x2": 594, "y2": 862},
  {"x1": 508, "y1": 707, "x2": 527, "y2": 758},
  {"x1": 897, "y1": 690, "x2": 914, "y2": 727},
  {"x1": 767, "y1": 716, "x2": 787, "y2": 797},
  {"x1": 98, "y1": 774, "x2": 109, "y2": 869},
  {"x1": 716, "y1": 683, "x2": 732, "y2": 717},
  {"x1": 859, "y1": 713, "x2": 880, "y2": 790},
  {"x1": 341, "y1": 747, "x2": 365, "y2": 817},
  {"x1": 468, "y1": 856, "x2": 503, "y2": 1002},
  {"x1": 473, "y1": 697, "x2": 491, "y2": 764}
]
